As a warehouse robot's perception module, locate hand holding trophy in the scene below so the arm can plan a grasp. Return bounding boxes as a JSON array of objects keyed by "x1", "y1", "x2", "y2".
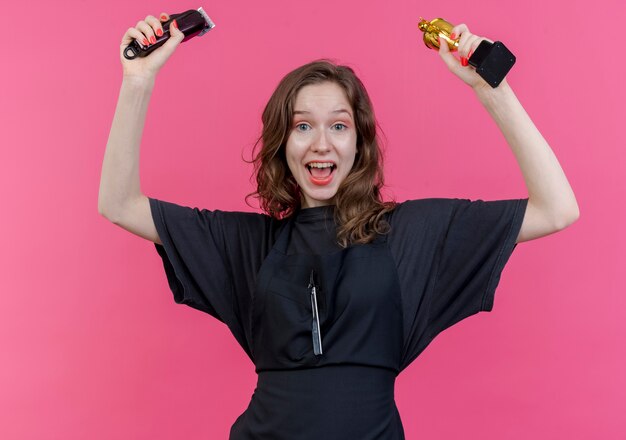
[{"x1": 418, "y1": 17, "x2": 515, "y2": 89}]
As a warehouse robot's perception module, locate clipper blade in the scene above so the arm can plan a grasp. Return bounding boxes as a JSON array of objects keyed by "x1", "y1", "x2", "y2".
[{"x1": 197, "y1": 7, "x2": 215, "y2": 36}]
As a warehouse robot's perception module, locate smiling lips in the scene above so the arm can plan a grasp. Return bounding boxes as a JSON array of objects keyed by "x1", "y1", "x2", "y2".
[{"x1": 305, "y1": 160, "x2": 336, "y2": 186}]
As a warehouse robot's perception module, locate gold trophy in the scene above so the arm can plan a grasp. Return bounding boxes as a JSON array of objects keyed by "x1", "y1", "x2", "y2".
[{"x1": 418, "y1": 17, "x2": 516, "y2": 88}]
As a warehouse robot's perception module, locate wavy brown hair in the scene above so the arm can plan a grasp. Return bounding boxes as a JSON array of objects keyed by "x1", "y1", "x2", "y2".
[{"x1": 245, "y1": 59, "x2": 396, "y2": 247}]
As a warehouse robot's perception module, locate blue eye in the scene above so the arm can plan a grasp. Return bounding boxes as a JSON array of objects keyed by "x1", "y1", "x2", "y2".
[{"x1": 294, "y1": 123, "x2": 347, "y2": 131}]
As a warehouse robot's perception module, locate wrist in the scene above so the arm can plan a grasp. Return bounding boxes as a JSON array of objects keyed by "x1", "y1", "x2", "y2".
[
  {"x1": 473, "y1": 78, "x2": 513, "y2": 105},
  {"x1": 122, "y1": 74, "x2": 156, "y2": 90}
]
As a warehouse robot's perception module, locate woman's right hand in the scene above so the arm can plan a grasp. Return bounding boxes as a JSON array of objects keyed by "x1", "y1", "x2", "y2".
[{"x1": 119, "y1": 12, "x2": 185, "y2": 81}]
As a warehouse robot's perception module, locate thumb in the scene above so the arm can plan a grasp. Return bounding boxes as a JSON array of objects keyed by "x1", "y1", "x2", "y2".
[
  {"x1": 438, "y1": 35, "x2": 456, "y2": 69},
  {"x1": 165, "y1": 20, "x2": 185, "y2": 46},
  {"x1": 438, "y1": 35, "x2": 449, "y2": 53},
  {"x1": 151, "y1": 19, "x2": 184, "y2": 64}
]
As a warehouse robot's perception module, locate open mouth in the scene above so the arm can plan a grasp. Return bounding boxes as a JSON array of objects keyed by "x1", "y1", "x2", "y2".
[{"x1": 306, "y1": 163, "x2": 337, "y2": 179}]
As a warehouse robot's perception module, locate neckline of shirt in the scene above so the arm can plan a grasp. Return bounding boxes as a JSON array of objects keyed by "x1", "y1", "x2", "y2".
[{"x1": 295, "y1": 204, "x2": 335, "y2": 222}]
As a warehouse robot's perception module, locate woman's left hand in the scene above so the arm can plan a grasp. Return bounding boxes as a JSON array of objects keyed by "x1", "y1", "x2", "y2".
[{"x1": 438, "y1": 23, "x2": 504, "y2": 92}]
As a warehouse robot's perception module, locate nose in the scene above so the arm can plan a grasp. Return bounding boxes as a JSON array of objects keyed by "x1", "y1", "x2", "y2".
[{"x1": 312, "y1": 129, "x2": 332, "y2": 152}]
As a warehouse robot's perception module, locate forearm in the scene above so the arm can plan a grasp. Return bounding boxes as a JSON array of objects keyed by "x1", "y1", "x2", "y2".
[
  {"x1": 474, "y1": 80, "x2": 579, "y2": 226},
  {"x1": 98, "y1": 76, "x2": 155, "y2": 217}
]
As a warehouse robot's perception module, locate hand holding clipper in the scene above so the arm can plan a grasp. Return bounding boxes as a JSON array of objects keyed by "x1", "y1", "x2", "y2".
[
  {"x1": 123, "y1": 8, "x2": 215, "y2": 60},
  {"x1": 119, "y1": 8, "x2": 215, "y2": 80}
]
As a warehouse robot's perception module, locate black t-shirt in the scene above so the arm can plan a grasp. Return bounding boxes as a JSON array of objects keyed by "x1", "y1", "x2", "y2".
[{"x1": 149, "y1": 196, "x2": 528, "y2": 371}]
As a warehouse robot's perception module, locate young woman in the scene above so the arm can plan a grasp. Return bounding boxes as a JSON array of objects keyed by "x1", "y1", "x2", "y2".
[{"x1": 99, "y1": 12, "x2": 579, "y2": 439}]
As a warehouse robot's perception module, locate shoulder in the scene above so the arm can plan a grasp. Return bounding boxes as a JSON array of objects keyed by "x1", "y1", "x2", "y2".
[
  {"x1": 150, "y1": 197, "x2": 285, "y2": 238},
  {"x1": 387, "y1": 198, "x2": 459, "y2": 227},
  {"x1": 383, "y1": 199, "x2": 461, "y2": 270},
  {"x1": 382, "y1": 199, "x2": 460, "y2": 253},
  {"x1": 216, "y1": 209, "x2": 276, "y2": 225},
  {"x1": 214, "y1": 210, "x2": 286, "y2": 240}
]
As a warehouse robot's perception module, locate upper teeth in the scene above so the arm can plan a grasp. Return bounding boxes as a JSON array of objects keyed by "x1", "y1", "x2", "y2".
[{"x1": 307, "y1": 162, "x2": 334, "y2": 168}]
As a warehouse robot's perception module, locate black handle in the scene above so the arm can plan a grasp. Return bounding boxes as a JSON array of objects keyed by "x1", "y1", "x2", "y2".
[{"x1": 467, "y1": 40, "x2": 516, "y2": 88}]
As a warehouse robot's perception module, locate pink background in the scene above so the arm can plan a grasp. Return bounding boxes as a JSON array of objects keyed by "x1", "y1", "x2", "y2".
[{"x1": 1, "y1": 0, "x2": 624, "y2": 438}]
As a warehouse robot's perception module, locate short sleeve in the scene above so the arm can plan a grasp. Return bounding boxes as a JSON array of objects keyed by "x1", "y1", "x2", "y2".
[
  {"x1": 148, "y1": 197, "x2": 279, "y2": 358},
  {"x1": 427, "y1": 197, "x2": 528, "y2": 336},
  {"x1": 387, "y1": 197, "x2": 528, "y2": 370}
]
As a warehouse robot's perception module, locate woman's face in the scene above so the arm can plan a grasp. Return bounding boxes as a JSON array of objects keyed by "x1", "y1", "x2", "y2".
[{"x1": 285, "y1": 81, "x2": 358, "y2": 208}]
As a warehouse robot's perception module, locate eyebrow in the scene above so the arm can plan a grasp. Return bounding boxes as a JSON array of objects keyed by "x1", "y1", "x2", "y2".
[{"x1": 293, "y1": 109, "x2": 353, "y2": 118}]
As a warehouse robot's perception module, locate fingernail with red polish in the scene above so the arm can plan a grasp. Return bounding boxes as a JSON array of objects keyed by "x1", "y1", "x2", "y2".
[
  {"x1": 160, "y1": 14, "x2": 167, "y2": 21},
  {"x1": 150, "y1": 35, "x2": 156, "y2": 44},
  {"x1": 156, "y1": 29, "x2": 163, "y2": 37},
  {"x1": 461, "y1": 57, "x2": 468, "y2": 66},
  {"x1": 173, "y1": 19, "x2": 178, "y2": 30},
  {"x1": 450, "y1": 33, "x2": 456, "y2": 39},
  {"x1": 143, "y1": 38, "x2": 149, "y2": 46}
]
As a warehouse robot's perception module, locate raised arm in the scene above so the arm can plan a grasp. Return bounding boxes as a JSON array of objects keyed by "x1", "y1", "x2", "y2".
[
  {"x1": 98, "y1": 12, "x2": 184, "y2": 242},
  {"x1": 436, "y1": 25, "x2": 580, "y2": 243},
  {"x1": 472, "y1": 79, "x2": 579, "y2": 242},
  {"x1": 98, "y1": 76, "x2": 154, "y2": 220}
]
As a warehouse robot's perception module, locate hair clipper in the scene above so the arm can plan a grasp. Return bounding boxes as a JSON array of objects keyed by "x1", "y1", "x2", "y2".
[{"x1": 123, "y1": 7, "x2": 215, "y2": 60}]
